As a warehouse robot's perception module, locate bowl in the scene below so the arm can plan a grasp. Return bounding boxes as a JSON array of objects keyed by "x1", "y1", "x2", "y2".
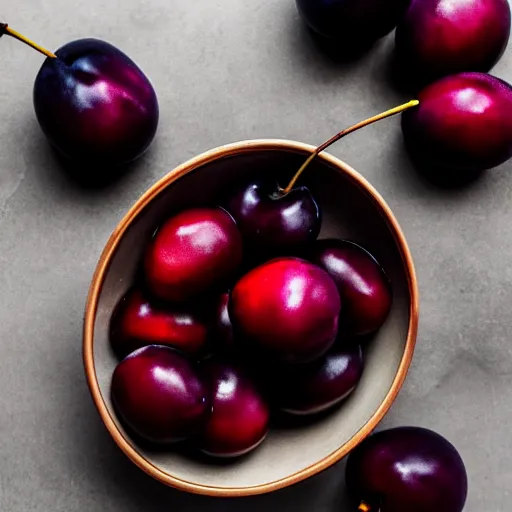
[{"x1": 83, "y1": 139, "x2": 419, "y2": 497}]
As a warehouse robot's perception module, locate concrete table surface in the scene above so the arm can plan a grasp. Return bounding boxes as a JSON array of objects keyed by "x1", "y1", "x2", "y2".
[{"x1": 0, "y1": 0, "x2": 511, "y2": 510}]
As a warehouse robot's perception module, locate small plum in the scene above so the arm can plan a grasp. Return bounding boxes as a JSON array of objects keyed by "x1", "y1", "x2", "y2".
[
  {"x1": 109, "y1": 288, "x2": 209, "y2": 359},
  {"x1": 145, "y1": 207, "x2": 243, "y2": 303},
  {"x1": 34, "y1": 39, "x2": 159, "y2": 166},
  {"x1": 402, "y1": 72, "x2": 512, "y2": 173},
  {"x1": 311, "y1": 239, "x2": 391, "y2": 337},
  {"x1": 197, "y1": 362, "x2": 270, "y2": 457},
  {"x1": 229, "y1": 257, "x2": 341, "y2": 364},
  {"x1": 111, "y1": 346, "x2": 210, "y2": 444},
  {"x1": 226, "y1": 180, "x2": 320, "y2": 259},
  {"x1": 396, "y1": 0, "x2": 511, "y2": 85},
  {"x1": 274, "y1": 344, "x2": 364, "y2": 415},
  {"x1": 346, "y1": 426, "x2": 468, "y2": 512}
]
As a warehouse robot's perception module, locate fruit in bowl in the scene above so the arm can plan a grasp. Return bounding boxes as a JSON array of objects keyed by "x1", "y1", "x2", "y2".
[
  {"x1": 103, "y1": 165, "x2": 395, "y2": 456},
  {"x1": 84, "y1": 112, "x2": 418, "y2": 494},
  {"x1": 111, "y1": 345, "x2": 210, "y2": 444},
  {"x1": 197, "y1": 361, "x2": 270, "y2": 457},
  {"x1": 226, "y1": 180, "x2": 321, "y2": 259},
  {"x1": 145, "y1": 207, "x2": 243, "y2": 303},
  {"x1": 104, "y1": 135, "x2": 401, "y2": 449},
  {"x1": 105, "y1": 185, "x2": 397, "y2": 455},
  {"x1": 271, "y1": 344, "x2": 364, "y2": 415},
  {"x1": 311, "y1": 239, "x2": 392, "y2": 337},
  {"x1": 229, "y1": 257, "x2": 341, "y2": 364},
  {"x1": 109, "y1": 288, "x2": 209, "y2": 359}
]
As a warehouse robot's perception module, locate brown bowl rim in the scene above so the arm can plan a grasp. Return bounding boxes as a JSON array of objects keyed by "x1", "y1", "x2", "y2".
[{"x1": 83, "y1": 139, "x2": 419, "y2": 498}]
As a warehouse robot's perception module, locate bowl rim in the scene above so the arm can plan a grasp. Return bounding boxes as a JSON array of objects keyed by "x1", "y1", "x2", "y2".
[{"x1": 83, "y1": 138, "x2": 419, "y2": 498}]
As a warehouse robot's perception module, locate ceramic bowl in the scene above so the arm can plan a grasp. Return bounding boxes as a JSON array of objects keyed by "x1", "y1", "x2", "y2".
[{"x1": 83, "y1": 139, "x2": 419, "y2": 497}]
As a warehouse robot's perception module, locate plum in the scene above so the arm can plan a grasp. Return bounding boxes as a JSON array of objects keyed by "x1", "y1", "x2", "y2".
[
  {"x1": 396, "y1": 0, "x2": 511, "y2": 85},
  {"x1": 109, "y1": 288, "x2": 209, "y2": 359},
  {"x1": 145, "y1": 208, "x2": 243, "y2": 303},
  {"x1": 197, "y1": 362, "x2": 270, "y2": 457},
  {"x1": 111, "y1": 346, "x2": 210, "y2": 444},
  {"x1": 402, "y1": 72, "x2": 512, "y2": 173},
  {"x1": 310, "y1": 239, "x2": 392, "y2": 337},
  {"x1": 229, "y1": 257, "x2": 341, "y2": 364},
  {"x1": 274, "y1": 344, "x2": 364, "y2": 415},
  {"x1": 346, "y1": 426, "x2": 468, "y2": 512}
]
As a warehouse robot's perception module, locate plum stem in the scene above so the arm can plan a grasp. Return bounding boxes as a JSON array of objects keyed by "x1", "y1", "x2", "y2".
[
  {"x1": 0, "y1": 23, "x2": 57, "y2": 59},
  {"x1": 281, "y1": 99, "x2": 419, "y2": 195}
]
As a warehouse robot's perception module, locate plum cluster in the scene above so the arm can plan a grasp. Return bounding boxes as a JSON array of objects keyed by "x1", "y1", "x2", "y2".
[
  {"x1": 110, "y1": 180, "x2": 391, "y2": 458},
  {"x1": 298, "y1": 0, "x2": 512, "y2": 179}
]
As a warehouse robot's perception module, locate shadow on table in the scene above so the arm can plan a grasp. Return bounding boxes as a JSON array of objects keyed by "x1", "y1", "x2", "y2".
[
  {"x1": 284, "y1": 9, "x2": 381, "y2": 86},
  {"x1": 298, "y1": 26, "x2": 379, "y2": 65},
  {"x1": 40, "y1": 137, "x2": 159, "y2": 193},
  {"x1": 19, "y1": 116, "x2": 164, "y2": 212},
  {"x1": 375, "y1": 43, "x2": 424, "y2": 96},
  {"x1": 83, "y1": 417, "x2": 353, "y2": 511},
  {"x1": 402, "y1": 153, "x2": 485, "y2": 191}
]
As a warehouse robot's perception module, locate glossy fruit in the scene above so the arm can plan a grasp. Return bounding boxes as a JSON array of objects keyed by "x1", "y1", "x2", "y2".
[
  {"x1": 145, "y1": 207, "x2": 243, "y2": 303},
  {"x1": 111, "y1": 346, "x2": 210, "y2": 444},
  {"x1": 197, "y1": 362, "x2": 270, "y2": 457},
  {"x1": 296, "y1": 0, "x2": 411, "y2": 44},
  {"x1": 402, "y1": 72, "x2": 512, "y2": 172},
  {"x1": 34, "y1": 39, "x2": 158, "y2": 166},
  {"x1": 210, "y1": 293, "x2": 235, "y2": 352},
  {"x1": 346, "y1": 426, "x2": 468, "y2": 512},
  {"x1": 230, "y1": 257, "x2": 341, "y2": 364},
  {"x1": 396, "y1": 0, "x2": 511, "y2": 85},
  {"x1": 109, "y1": 288, "x2": 209, "y2": 359},
  {"x1": 274, "y1": 344, "x2": 363, "y2": 415},
  {"x1": 226, "y1": 180, "x2": 320, "y2": 258},
  {"x1": 311, "y1": 240, "x2": 391, "y2": 337}
]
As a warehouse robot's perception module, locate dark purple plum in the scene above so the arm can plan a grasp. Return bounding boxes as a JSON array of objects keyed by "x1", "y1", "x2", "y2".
[
  {"x1": 225, "y1": 102, "x2": 423, "y2": 256},
  {"x1": 226, "y1": 180, "x2": 320, "y2": 258},
  {"x1": 296, "y1": 0, "x2": 411, "y2": 45},
  {"x1": 145, "y1": 208, "x2": 243, "y2": 303},
  {"x1": 229, "y1": 257, "x2": 341, "y2": 364},
  {"x1": 111, "y1": 346, "x2": 210, "y2": 444},
  {"x1": 274, "y1": 344, "x2": 363, "y2": 415},
  {"x1": 346, "y1": 426, "x2": 468, "y2": 512},
  {"x1": 402, "y1": 72, "x2": 512, "y2": 173},
  {"x1": 197, "y1": 362, "x2": 270, "y2": 457},
  {"x1": 34, "y1": 39, "x2": 158, "y2": 166},
  {"x1": 109, "y1": 288, "x2": 209, "y2": 360},
  {"x1": 396, "y1": 0, "x2": 511, "y2": 85},
  {"x1": 210, "y1": 293, "x2": 235, "y2": 352},
  {"x1": 311, "y1": 240, "x2": 391, "y2": 337}
]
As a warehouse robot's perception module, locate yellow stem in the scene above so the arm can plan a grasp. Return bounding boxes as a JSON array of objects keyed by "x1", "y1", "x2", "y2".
[
  {"x1": 1, "y1": 24, "x2": 57, "y2": 59},
  {"x1": 281, "y1": 99, "x2": 420, "y2": 195}
]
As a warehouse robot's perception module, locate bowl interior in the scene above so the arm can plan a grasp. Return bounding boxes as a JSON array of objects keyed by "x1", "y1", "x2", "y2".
[{"x1": 90, "y1": 143, "x2": 414, "y2": 492}]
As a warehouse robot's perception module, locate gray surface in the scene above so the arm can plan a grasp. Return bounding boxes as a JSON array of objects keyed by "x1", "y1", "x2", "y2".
[{"x1": 0, "y1": 0, "x2": 510, "y2": 510}]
